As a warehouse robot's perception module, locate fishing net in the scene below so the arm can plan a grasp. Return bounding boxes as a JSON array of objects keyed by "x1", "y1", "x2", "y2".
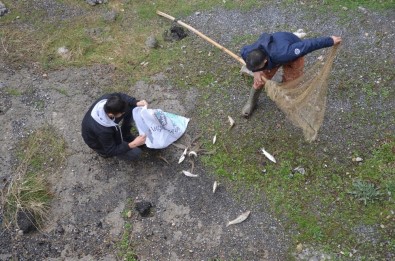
[{"x1": 264, "y1": 45, "x2": 339, "y2": 142}]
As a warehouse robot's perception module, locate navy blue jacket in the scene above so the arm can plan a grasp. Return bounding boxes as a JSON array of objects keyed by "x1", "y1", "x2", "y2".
[
  {"x1": 81, "y1": 93, "x2": 138, "y2": 157},
  {"x1": 240, "y1": 32, "x2": 334, "y2": 70}
]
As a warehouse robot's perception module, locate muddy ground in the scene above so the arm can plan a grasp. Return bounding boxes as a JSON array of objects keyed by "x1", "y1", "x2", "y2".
[
  {"x1": 1, "y1": 1, "x2": 394, "y2": 261},
  {"x1": 0, "y1": 64, "x2": 289, "y2": 261}
]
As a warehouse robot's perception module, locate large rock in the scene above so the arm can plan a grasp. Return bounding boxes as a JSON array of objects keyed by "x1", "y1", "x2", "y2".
[
  {"x1": 0, "y1": 1, "x2": 9, "y2": 17},
  {"x1": 17, "y1": 211, "x2": 37, "y2": 234}
]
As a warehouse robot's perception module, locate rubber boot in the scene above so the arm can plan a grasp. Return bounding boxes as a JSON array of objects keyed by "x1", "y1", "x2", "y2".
[{"x1": 241, "y1": 87, "x2": 263, "y2": 117}]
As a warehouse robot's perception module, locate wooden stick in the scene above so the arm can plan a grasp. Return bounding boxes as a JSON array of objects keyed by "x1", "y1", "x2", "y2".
[{"x1": 156, "y1": 10, "x2": 246, "y2": 65}]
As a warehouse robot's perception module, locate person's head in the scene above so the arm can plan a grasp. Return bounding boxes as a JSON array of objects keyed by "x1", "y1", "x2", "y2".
[
  {"x1": 104, "y1": 94, "x2": 127, "y2": 118},
  {"x1": 246, "y1": 49, "x2": 267, "y2": 72}
]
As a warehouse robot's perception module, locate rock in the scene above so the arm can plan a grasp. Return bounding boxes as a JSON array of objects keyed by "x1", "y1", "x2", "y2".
[
  {"x1": 103, "y1": 10, "x2": 117, "y2": 22},
  {"x1": 57, "y1": 46, "x2": 70, "y2": 59},
  {"x1": 293, "y1": 29, "x2": 307, "y2": 39},
  {"x1": 296, "y1": 243, "x2": 303, "y2": 252},
  {"x1": 145, "y1": 35, "x2": 158, "y2": 49},
  {"x1": 17, "y1": 211, "x2": 37, "y2": 234},
  {"x1": 56, "y1": 224, "x2": 65, "y2": 234},
  {"x1": 292, "y1": 166, "x2": 306, "y2": 175},
  {"x1": 352, "y1": 157, "x2": 363, "y2": 162},
  {"x1": 358, "y1": 6, "x2": 367, "y2": 13},
  {"x1": 163, "y1": 24, "x2": 188, "y2": 42},
  {"x1": 135, "y1": 201, "x2": 152, "y2": 217},
  {"x1": 0, "y1": 1, "x2": 9, "y2": 17},
  {"x1": 85, "y1": 0, "x2": 108, "y2": 6}
]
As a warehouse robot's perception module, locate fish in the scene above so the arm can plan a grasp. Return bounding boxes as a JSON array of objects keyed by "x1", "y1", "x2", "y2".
[
  {"x1": 228, "y1": 116, "x2": 235, "y2": 128},
  {"x1": 213, "y1": 181, "x2": 219, "y2": 193},
  {"x1": 178, "y1": 154, "x2": 185, "y2": 164},
  {"x1": 226, "y1": 211, "x2": 251, "y2": 227},
  {"x1": 261, "y1": 148, "x2": 276, "y2": 163},
  {"x1": 178, "y1": 148, "x2": 188, "y2": 164},
  {"x1": 182, "y1": 170, "x2": 198, "y2": 178},
  {"x1": 188, "y1": 151, "x2": 197, "y2": 157},
  {"x1": 213, "y1": 134, "x2": 217, "y2": 144}
]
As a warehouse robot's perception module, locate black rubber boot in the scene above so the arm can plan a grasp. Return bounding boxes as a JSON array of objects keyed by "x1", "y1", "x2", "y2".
[{"x1": 241, "y1": 87, "x2": 263, "y2": 117}]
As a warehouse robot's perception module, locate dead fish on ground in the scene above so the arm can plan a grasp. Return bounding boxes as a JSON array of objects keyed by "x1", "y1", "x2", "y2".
[
  {"x1": 178, "y1": 148, "x2": 188, "y2": 164},
  {"x1": 213, "y1": 181, "x2": 219, "y2": 193},
  {"x1": 261, "y1": 148, "x2": 276, "y2": 163},
  {"x1": 213, "y1": 134, "x2": 217, "y2": 144},
  {"x1": 182, "y1": 170, "x2": 198, "y2": 178},
  {"x1": 228, "y1": 116, "x2": 235, "y2": 128},
  {"x1": 188, "y1": 151, "x2": 197, "y2": 157},
  {"x1": 226, "y1": 211, "x2": 251, "y2": 227}
]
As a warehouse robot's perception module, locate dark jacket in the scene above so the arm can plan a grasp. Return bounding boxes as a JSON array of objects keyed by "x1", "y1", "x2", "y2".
[
  {"x1": 81, "y1": 93, "x2": 138, "y2": 157},
  {"x1": 240, "y1": 32, "x2": 334, "y2": 70}
]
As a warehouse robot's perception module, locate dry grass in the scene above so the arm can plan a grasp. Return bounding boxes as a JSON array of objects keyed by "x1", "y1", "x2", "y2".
[{"x1": 1, "y1": 125, "x2": 66, "y2": 228}]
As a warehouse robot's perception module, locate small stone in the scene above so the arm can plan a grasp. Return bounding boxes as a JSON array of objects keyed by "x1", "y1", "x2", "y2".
[
  {"x1": 296, "y1": 243, "x2": 303, "y2": 253},
  {"x1": 57, "y1": 46, "x2": 70, "y2": 59},
  {"x1": 195, "y1": 12, "x2": 200, "y2": 16},
  {"x1": 145, "y1": 35, "x2": 158, "y2": 49},
  {"x1": 103, "y1": 10, "x2": 116, "y2": 22},
  {"x1": 127, "y1": 210, "x2": 132, "y2": 218},
  {"x1": 56, "y1": 224, "x2": 65, "y2": 234},
  {"x1": 135, "y1": 201, "x2": 152, "y2": 217},
  {"x1": 352, "y1": 157, "x2": 363, "y2": 162},
  {"x1": 358, "y1": 6, "x2": 367, "y2": 13}
]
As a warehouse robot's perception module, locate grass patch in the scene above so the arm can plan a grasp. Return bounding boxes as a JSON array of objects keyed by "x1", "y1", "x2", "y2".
[
  {"x1": 117, "y1": 199, "x2": 138, "y2": 261},
  {"x1": 1, "y1": 125, "x2": 67, "y2": 228}
]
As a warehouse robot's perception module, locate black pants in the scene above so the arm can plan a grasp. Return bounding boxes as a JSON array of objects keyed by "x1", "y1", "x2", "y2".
[{"x1": 115, "y1": 147, "x2": 142, "y2": 162}]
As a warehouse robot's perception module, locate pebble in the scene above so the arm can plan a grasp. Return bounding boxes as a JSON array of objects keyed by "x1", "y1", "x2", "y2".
[{"x1": 145, "y1": 35, "x2": 158, "y2": 49}]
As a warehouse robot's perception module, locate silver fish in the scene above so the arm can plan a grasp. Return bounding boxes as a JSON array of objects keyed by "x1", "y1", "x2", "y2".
[
  {"x1": 213, "y1": 181, "x2": 219, "y2": 193},
  {"x1": 261, "y1": 148, "x2": 276, "y2": 163},
  {"x1": 226, "y1": 211, "x2": 251, "y2": 227},
  {"x1": 182, "y1": 170, "x2": 198, "y2": 178},
  {"x1": 213, "y1": 134, "x2": 217, "y2": 144},
  {"x1": 188, "y1": 151, "x2": 197, "y2": 157},
  {"x1": 178, "y1": 148, "x2": 188, "y2": 164},
  {"x1": 228, "y1": 116, "x2": 235, "y2": 128}
]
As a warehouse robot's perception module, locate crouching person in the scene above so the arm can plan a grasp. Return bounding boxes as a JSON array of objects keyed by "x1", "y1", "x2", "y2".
[{"x1": 81, "y1": 93, "x2": 148, "y2": 161}]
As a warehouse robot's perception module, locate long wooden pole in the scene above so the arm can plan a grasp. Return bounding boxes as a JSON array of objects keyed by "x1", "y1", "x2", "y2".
[{"x1": 156, "y1": 10, "x2": 246, "y2": 65}]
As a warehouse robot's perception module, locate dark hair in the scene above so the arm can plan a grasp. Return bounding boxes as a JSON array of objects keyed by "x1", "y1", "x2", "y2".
[
  {"x1": 104, "y1": 94, "x2": 127, "y2": 114},
  {"x1": 246, "y1": 49, "x2": 267, "y2": 72}
]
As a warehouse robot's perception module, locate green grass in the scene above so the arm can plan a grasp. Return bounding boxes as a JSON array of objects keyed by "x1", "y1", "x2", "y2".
[
  {"x1": 4, "y1": 88, "x2": 22, "y2": 96},
  {"x1": 202, "y1": 133, "x2": 394, "y2": 258},
  {"x1": 1, "y1": 125, "x2": 67, "y2": 227},
  {"x1": 117, "y1": 200, "x2": 138, "y2": 261}
]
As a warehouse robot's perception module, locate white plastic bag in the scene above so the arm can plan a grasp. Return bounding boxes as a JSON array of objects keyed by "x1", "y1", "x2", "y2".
[{"x1": 132, "y1": 106, "x2": 190, "y2": 149}]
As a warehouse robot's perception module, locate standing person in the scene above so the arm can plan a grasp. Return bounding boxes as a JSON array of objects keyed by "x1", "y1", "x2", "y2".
[
  {"x1": 81, "y1": 93, "x2": 148, "y2": 161},
  {"x1": 240, "y1": 32, "x2": 342, "y2": 117}
]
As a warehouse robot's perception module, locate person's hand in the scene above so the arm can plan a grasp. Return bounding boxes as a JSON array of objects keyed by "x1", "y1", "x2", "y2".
[
  {"x1": 253, "y1": 71, "x2": 266, "y2": 89},
  {"x1": 128, "y1": 134, "x2": 146, "y2": 148},
  {"x1": 331, "y1": 36, "x2": 342, "y2": 45},
  {"x1": 136, "y1": 100, "x2": 148, "y2": 107}
]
